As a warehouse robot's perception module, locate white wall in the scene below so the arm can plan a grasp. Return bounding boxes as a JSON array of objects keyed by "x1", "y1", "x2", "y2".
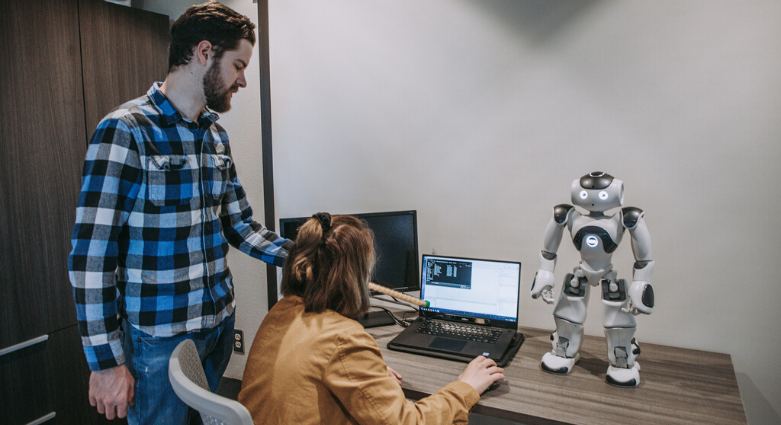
[
  {"x1": 134, "y1": 0, "x2": 269, "y2": 382},
  {"x1": 268, "y1": 1, "x2": 781, "y2": 424},
  {"x1": 131, "y1": 1, "x2": 781, "y2": 423}
]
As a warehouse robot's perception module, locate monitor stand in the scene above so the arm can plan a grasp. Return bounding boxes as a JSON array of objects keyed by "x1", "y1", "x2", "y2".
[{"x1": 356, "y1": 309, "x2": 396, "y2": 328}]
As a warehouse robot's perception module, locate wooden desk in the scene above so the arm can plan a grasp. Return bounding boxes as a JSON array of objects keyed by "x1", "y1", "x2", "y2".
[{"x1": 366, "y1": 325, "x2": 747, "y2": 425}]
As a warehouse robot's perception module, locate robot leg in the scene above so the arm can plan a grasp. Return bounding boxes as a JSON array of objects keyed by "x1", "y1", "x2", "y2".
[
  {"x1": 542, "y1": 317, "x2": 585, "y2": 375},
  {"x1": 541, "y1": 271, "x2": 590, "y2": 375},
  {"x1": 602, "y1": 273, "x2": 641, "y2": 387},
  {"x1": 604, "y1": 327, "x2": 641, "y2": 387}
]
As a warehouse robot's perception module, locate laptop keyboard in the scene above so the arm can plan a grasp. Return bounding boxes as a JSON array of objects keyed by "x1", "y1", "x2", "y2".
[{"x1": 416, "y1": 320, "x2": 502, "y2": 343}]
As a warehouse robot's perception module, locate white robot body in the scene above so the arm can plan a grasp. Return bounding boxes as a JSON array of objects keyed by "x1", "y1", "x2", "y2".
[
  {"x1": 579, "y1": 261, "x2": 611, "y2": 287},
  {"x1": 570, "y1": 212, "x2": 623, "y2": 271},
  {"x1": 531, "y1": 172, "x2": 655, "y2": 387},
  {"x1": 552, "y1": 279, "x2": 591, "y2": 324}
]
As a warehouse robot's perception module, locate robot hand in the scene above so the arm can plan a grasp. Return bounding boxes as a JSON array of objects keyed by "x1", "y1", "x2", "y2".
[
  {"x1": 622, "y1": 280, "x2": 654, "y2": 315},
  {"x1": 531, "y1": 270, "x2": 555, "y2": 305}
]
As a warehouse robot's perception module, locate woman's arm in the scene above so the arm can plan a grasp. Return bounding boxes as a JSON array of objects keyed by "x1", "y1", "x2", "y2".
[{"x1": 325, "y1": 329, "x2": 494, "y2": 425}]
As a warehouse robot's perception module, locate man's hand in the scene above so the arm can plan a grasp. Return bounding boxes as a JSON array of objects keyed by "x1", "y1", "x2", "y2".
[
  {"x1": 89, "y1": 364, "x2": 135, "y2": 420},
  {"x1": 458, "y1": 356, "x2": 504, "y2": 394}
]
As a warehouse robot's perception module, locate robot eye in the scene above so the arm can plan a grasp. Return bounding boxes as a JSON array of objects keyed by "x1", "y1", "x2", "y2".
[
  {"x1": 599, "y1": 191, "x2": 608, "y2": 200},
  {"x1": 579, "y1": 190, "x2": 588, "y2": 199}
]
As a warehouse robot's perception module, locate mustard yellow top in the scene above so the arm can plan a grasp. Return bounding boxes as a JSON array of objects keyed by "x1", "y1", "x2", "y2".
[{"x1": 239, "y1": 296, "x2": 480, "y2": 425}]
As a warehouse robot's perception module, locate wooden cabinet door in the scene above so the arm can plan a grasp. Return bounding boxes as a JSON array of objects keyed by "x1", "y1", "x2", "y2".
[
  {"x1": 1, "y1": 1, "x2": 168, "y2": 423},
  {"x1": 79, "y1": 0, "x2": 170, "y2": 134},
  {"x1": 0, "y1": 0, "x2": 170, "y2": 350},
  {"x1": 0, "y1": 0, "x2": 84, "y2": 350}
]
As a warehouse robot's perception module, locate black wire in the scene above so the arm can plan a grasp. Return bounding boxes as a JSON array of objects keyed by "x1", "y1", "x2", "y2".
[
  {"x1": 369, "y1": 294, "x2": 421, "y2": 327},
  {"x1": 402, "y1": 309, "x2": 417, "y2": 323},
  {"x1": 370, "y1": 304, "x2": 416, "y2": 327}
]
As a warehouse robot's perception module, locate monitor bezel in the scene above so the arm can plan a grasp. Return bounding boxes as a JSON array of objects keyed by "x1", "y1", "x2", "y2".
[{"x1": 279, "y1": 210, "x2": 421, "y2": 293}]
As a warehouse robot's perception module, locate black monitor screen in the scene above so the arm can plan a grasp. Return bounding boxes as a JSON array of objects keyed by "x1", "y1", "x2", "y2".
[{"x1": 279, "y1": 210, "x2": 419, "y2": 292}]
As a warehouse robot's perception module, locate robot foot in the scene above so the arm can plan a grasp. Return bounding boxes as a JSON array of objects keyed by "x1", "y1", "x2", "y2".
[
  {"x1": 606, "y1": 362, "x2": 640, "y2": 387},
  {"x1": 540, "y1": 352, "x2": 580, "y2": 375}
]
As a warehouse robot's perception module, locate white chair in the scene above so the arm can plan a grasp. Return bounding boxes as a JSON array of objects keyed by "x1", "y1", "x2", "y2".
[{"x1": 169, "y1": 339, "x2": 254, "y2": 425}]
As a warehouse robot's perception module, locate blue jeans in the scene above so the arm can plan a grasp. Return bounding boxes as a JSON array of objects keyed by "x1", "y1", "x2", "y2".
[{"x1": 121, "y1": 314, "x2": 235, "y2": 425}]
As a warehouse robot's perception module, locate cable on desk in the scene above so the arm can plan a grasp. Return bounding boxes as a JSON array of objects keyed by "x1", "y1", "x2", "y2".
[
  {"x1": 401, "y1": 309, "x2": 418, "y2": 324},
  {"x1": 369, "y1": 294, "x2": 420, "y2": 327},
  {"x1": 369, "y1": 305, "x2": 412, "y2": 327}
]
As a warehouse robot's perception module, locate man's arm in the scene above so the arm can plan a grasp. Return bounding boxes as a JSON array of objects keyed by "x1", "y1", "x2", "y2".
[
  {"x1": 218, "y1": 159, "x2": 293, "y2": 267},
  {"x1": 69, "y1": 117, "x2": 142, "y2": 371},
  {"x1": 69, "y1": 117, "x2": 142, "y2": 419}
]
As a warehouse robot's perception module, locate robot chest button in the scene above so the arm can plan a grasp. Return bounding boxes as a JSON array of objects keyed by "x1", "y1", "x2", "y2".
[{"x1": 573, "y1": 226, "x2": 618, "y2": 253}]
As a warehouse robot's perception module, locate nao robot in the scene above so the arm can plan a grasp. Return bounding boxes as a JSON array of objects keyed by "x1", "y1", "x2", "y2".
[{"x1": 530, "y1": 172, "x2": 655, "y2": 387}]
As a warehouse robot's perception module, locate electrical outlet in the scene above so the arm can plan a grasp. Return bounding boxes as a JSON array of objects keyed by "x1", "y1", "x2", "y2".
[{"x1": 233, "y1": 329, "x2": 245, "y2": 354}]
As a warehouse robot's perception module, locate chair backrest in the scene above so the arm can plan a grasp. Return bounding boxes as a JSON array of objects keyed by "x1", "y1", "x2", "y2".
[{"x1": 169, "y1": 339, "x2": 254, "y2": 425}]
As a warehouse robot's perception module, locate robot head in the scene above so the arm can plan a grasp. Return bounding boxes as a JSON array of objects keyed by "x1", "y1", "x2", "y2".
[{"x1": 571, "y1": 171, "x2": 624, "y2": 212}]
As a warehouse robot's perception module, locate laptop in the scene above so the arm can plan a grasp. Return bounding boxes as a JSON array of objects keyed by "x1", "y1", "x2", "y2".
[{"x1": 388, "y1": 255, "x2": 524, "y2": 367}]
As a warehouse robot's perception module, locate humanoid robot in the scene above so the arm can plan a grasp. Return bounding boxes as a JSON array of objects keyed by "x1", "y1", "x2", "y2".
[{"x1": 530, "y1": 171, "x2": 655, "y2": 387}]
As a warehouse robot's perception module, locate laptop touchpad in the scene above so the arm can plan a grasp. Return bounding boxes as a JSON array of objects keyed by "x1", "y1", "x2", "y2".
[{"x1": 429, "y1": 337, "x2": 467, "y2": 351}]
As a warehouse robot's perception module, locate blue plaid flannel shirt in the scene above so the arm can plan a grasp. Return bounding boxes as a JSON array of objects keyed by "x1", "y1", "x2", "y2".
[{"x1": 69, "y1": 83, "x2": 292, "y2": 371}]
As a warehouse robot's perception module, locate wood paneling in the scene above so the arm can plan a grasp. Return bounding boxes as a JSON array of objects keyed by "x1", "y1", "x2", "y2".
[
  {"x1": 78, "y1": 0, "x2": 170, "y2": 134},
  {"x1": 1, "y1": 326, "x2": 84, "y2": 424},
  {"x1": 368, "y1": 325, "x2": 748, "y2": 425},
  {"x1": 1, "y1": 1, "x2": 166, "y2": 423},
  {"x1": 0, "y1": 325, "x2": 125, "y2": 425},
  {"x1": 0, "y1": 0, "x2": 85, "y2": 349}
]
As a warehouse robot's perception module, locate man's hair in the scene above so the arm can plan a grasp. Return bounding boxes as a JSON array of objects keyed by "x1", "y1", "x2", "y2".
[
  {"x1": 168, "y1": 1, "x2": 256, "y2": 71},
  {"x1": 281, "y1": 215, "x2": 375, "y2": 319}
]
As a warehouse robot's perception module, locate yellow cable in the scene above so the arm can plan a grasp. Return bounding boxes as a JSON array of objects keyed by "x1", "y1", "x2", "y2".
[{"x1": 368, "y1": 282, "x2": 430, "y2": 307}]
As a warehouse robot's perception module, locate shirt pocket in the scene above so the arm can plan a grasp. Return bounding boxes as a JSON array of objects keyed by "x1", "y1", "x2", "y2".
[
  {"x1": 146, "y1": 155, "x2": 195, "y2": 207},
  {"x1": 208, "y1": 154, "x2": 232, "y2": 202}
]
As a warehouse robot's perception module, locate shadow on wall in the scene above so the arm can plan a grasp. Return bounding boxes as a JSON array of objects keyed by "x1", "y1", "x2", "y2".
[
  {"x1": 459, "y1": 0, "x2": 604, "y2": 45},
  {"x1": 736, "y1": 373, "x2": 781, "y2": 425}
]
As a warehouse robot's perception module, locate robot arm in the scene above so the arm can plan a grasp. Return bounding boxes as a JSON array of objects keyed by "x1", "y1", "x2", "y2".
[
  {"x1": 622, "y1": 207, "x2": 654, "y2": 315},
  {"x1": 531, "y1": 205, "x2": 573, "y2": 304}
]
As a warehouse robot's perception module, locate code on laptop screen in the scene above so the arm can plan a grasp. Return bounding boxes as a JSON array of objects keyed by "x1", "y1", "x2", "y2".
[
  {"x1": 421, "y1": 256, "x2": 521, "y2": 322},
  {"x1": 425, "y1": 258, "x2": 473, "y2": 289}
]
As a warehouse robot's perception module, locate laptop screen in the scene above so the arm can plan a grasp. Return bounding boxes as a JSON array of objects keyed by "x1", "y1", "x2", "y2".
[{"x1": 419, "y1": 255, "x2": 521, "y2": 324}]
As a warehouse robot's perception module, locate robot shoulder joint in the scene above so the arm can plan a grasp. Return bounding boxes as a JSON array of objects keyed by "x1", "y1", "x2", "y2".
[
  {"x1": 622, "y1": 207, "x2": 644, "y2": 229},
  {"x1": 553, "y1": 204, "x2": 574, "y2": 225}
]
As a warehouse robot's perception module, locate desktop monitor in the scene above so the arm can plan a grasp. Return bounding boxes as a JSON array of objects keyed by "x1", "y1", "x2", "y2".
[{"x1": 279, "y1": 210, "x2": 420, "y2": 293}]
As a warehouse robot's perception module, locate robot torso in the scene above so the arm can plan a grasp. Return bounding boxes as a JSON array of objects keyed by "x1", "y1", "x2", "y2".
[{"x1": 568, "y1": 210, "x2": 624, "y2": 272}]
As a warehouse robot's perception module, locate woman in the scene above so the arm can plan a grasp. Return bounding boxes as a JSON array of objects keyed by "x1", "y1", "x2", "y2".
[{"x1": 239, "y1": 213, "x2": 504, "y2": 424}]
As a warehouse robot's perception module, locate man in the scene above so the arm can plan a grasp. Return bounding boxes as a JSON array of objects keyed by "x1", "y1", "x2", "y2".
[{"x1": 68, "y1": 2, "x2": 291, "y2": 423}]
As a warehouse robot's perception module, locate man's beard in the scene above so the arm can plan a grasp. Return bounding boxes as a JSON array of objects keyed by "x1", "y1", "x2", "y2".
[{"x1": 203, "y1": 58, "x2": 237, "y2": 113}]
